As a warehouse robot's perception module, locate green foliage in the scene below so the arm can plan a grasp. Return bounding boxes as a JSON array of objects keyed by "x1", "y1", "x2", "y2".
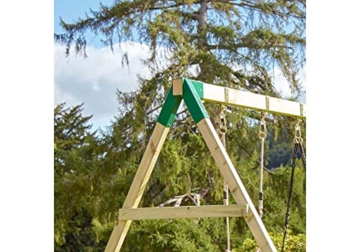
[
  {"x1": 268, "y1": 142, "x2": 292, "y2": 169},
  {"x1": 54, "y1": 103, "x2": 93, "y2": 149},
  {"x1": 54, "y1": 101, "x2": 306, "y2": 251},
  {"x1": 55, "y1": 0, "x2": 306, "y2": 251},
  {"x1": 235, "y1": 231, "x2": 306, "y2": 252},
  {"x1": 54, "y1": 103, "x2": 109, "y2": 251},
  {"x1": 124, "y1": 219, "x2": 225, "y2": 252}
]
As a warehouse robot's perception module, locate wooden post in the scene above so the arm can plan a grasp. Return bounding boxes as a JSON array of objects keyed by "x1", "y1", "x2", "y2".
[
  {"x1": 181, "y1": 78, "x2": 277, "y2": 251},
  {"x1": 197, "y1": 118, "x2": 277, "y2": 252},
  {"x1": 105, "y1": 85, "x2": 182, "y2": 252},
  {"x1": 105, "y1": 123, "x2": 170, "y2": 252}
]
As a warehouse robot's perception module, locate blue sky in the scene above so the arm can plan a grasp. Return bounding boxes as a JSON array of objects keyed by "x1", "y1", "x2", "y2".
[{"x1": 54, "y1": 0, "x2": 112, "y2": 45}]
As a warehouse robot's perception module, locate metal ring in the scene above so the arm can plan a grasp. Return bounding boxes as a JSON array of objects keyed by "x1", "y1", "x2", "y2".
[
  {"x1": 220, "y1": 127, "x2": 227, "y2": 134},
  {"x1": 259, "y1": 132, "x2": 267, "y2": 139}
]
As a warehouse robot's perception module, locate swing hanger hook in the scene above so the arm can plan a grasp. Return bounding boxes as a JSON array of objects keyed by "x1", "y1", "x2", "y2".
[
  {"x1": 219, "y1": 105, "x2": 227, "y2": 135},
  {"x1": 294, "y1": 119, "x2": 303, "y2": 144},
  {"x1": 259, "y1": 112, "x2": 267, "y2": 139}
]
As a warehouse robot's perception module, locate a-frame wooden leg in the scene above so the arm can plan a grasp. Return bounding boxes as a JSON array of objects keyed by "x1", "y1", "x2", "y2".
[
  {"x1": 105, "y1": 123, "x2": 170, "y2": 252},
  {"x1": 197, "y1": 118, "x2": 277, "y2": 252}
]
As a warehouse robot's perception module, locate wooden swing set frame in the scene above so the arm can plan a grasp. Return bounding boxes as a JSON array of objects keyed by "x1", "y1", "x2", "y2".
[{"x1": 105, "y1": 78, "x2": 306, "y2": 252}]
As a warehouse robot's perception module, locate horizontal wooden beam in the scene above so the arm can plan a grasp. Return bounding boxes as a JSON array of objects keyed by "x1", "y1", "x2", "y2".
[
  {"x1": 118, "y1": 205, "x2": 249, "y2": 220},
  {"x1": 173, "y1": 79, "x2": 306, "y2": 118}
]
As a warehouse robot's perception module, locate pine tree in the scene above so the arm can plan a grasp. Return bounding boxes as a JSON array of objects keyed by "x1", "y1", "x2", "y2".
[{"x1": 54, "y1": 103, "x2": 108, "y2": 251}]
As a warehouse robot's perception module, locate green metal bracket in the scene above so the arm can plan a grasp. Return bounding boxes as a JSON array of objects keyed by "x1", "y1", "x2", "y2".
[
  {"x1": 157, "y1": 85, "x2": 183, "y2": 127},
  {"x1": 183, "y1": 79, "x2": 209, "y2": 123},
  {"x1": 157, "y1": 78, "x2": 210, "y2": 127},
  {"x1": 187, "y1": 79, "x2": 204, "y2": 99}
]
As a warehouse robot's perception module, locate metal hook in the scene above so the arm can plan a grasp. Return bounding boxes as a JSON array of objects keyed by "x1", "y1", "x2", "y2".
[
  {"x1": 259, "y1": 112, "x2": 267, "y2": 139},
  {"x1": 219, "y1": 105, "x2": 227, "y2": 135},
  {"x1": 294, "y1": 119, "x2": 303, "y2": 144}
]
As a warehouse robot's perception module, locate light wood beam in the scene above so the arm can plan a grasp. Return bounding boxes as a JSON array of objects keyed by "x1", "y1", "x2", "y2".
[
  {"x1": 118, "y1": 205, "x2": 249, "y2": 220},
  {"x1": 105, "y1": 123, "x2": 170, "y2": 252},
  {"x1": 197, "y1": 118, "x2": 277, "y2": 252}
]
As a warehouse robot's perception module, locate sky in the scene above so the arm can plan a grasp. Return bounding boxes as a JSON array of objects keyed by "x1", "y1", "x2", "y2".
[
  {"x1": 55, "y1": 0, "x2": 135, "y2": 131},
  {"x1": 54, "y1": 42, "x2": 153, "y2": 130},
  {"x1": 54, "y1": 0, "x2": 306, "y2": 133},
  {"x1": 54, "y1": 0, "x2": 113, "y2": 42}
]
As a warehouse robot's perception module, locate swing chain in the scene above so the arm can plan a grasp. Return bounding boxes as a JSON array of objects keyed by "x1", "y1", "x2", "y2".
[
  {"x1": 219, "y1": 105, "x2": 231, "y2": 252},
  {"x1": 281, "y1": 119, "x2": 306, "y2": 252},
  {"x1": 281, "y1": 142, "x2": 298, "y2": 252},
  {"x1": 258, "y1": 113, "x2": 267, "y2": 220}
]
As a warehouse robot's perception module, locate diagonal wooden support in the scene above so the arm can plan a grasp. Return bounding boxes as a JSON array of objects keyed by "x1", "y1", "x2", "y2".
[
  {"x1": 105, "y1": 123, "x2": 170, "y2": 252},
  {"x1": 105, "y1": 86, "x2": 182, "y2": 252},
  {"x1": 118, "y1": 205, "x2": 249, "y2": 220},
  {"x1": 197, "y1": 118, "x2": 277, "y2": 252},
  {"x1": 182, "y1": 79, "x2": 277, "y2": 252}
]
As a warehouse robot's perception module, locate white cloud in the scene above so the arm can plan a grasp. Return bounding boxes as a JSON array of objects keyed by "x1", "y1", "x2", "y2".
[
  {"x1": 54, "y1": 42, "x2": 152, "y2": 130},
  {"x1": 273, "y1": 67, "x2": 306, "y2": 102}
]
